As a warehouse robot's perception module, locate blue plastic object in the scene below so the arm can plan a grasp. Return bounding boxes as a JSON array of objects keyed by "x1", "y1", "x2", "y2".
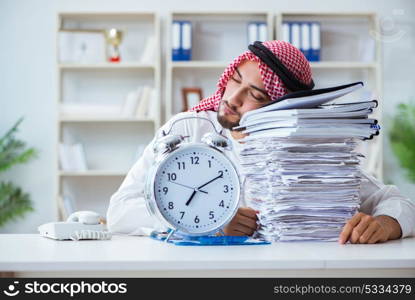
[{"x1": 149, "y1": 230, "x2": 270, "y2": 246}]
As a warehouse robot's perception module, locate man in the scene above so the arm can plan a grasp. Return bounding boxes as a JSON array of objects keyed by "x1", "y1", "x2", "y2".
[{"x1": 107, "y1": 40, "x2": 415, "y2": 244}]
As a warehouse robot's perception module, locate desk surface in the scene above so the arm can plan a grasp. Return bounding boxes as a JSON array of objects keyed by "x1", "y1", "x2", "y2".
[{"x1": 1, "y1": 234, "x2": 415, "y2": 275}]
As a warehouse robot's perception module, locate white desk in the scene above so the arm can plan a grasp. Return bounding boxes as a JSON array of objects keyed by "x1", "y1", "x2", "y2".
[{"x1": 1, "y1": 234, "x2": 414, "y2": 277}]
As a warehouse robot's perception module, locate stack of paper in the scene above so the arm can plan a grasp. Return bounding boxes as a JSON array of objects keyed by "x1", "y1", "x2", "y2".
[{"x1": 236, "y1": 82, "x2": 380, "y2": 242}]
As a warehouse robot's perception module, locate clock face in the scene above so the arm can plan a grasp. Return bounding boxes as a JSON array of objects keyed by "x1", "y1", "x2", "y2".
[{"x1": 153, "y1": 144, "x2": 240, "y2": 234}]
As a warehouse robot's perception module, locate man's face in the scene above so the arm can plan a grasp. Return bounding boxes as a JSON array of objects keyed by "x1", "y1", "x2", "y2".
[{"x1": 217, "y1": 60, "x2": 271, "y2": 129}]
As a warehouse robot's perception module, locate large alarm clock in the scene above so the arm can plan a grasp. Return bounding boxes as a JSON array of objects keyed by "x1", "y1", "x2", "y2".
[{"x1": 144, "y1": 117, "x2": 240, "y2": 237}]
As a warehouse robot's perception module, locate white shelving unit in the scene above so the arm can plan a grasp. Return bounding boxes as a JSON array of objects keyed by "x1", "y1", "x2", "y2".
[
  {"x1": 166, "y1": 11, "x2": 274, "y2": 119},
  {"x1": 275, "y1": 12, "x2": 383, "y2": 179},
  {"x1": 56, "y1": 12, "x2": 161, "y2": 219}
]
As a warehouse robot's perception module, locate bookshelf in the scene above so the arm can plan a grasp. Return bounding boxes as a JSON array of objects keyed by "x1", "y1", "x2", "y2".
[
  {"x1": 56, "y1": 12, "x2": 161, "y2": 219},
  {"x1": 275, "y1": 12, "x2": 383, "y2": 179}
]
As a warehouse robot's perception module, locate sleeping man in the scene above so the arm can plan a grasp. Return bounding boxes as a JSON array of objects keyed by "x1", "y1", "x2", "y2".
[{"x1": 107, "y1": 40, "x2": 415, "y2": 244}]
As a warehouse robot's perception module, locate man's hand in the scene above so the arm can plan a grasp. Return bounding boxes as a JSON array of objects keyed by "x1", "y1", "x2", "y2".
[
  {"x1": 223, "y1": 207, "x2": 259, "y2": 236},
  {"x1": 339, "y1": 212, "x2": 402, "y2": 244}
]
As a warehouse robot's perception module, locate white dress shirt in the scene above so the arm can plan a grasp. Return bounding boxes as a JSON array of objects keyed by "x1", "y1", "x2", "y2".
[{"x1": 106, "y1": 110, "x2": 415, "y2": 238}]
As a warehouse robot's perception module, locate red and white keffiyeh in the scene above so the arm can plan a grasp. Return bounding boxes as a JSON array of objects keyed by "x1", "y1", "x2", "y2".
[{"x1": 189, "y1": 40, "x2": 313, "y2": 112}]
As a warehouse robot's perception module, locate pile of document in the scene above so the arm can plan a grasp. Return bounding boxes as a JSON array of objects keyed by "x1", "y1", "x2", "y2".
[{"x1": 236, "y1": 82, "x2": 380, "y2": 242}]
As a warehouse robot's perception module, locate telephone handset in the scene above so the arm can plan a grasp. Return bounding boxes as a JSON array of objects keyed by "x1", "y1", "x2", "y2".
[
  {"x1": 67, "y1": 210, "x2": 101, "y2": 224},
  {"x1": 38, "y1": 211, "x2": 112, "y2": 241}
]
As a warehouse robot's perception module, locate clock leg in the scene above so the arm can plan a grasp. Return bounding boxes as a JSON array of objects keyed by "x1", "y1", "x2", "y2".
[{"x1": 165, "y1": 228, "x2": 176, "y2": 243}]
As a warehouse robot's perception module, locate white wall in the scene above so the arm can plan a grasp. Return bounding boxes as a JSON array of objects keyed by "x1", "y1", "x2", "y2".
[{"x1": 1, "y1": 0, "x2": 414, "y2": 233}]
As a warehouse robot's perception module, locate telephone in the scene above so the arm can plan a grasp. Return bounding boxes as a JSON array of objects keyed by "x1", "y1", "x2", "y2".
[{"x1": 38, "y1": 211, "x2": 112, "y2": 241}]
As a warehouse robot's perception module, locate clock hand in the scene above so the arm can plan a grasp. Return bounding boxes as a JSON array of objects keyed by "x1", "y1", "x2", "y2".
[
  {"x1": 185, "y1": 190, "x2": 197, "y2": 206},
  {"x1": 168, "y1": 180, "x2": 208, "y2": 194},
  {"x1": 197, "y1": 173, "x2": 223, "y2": 190}
]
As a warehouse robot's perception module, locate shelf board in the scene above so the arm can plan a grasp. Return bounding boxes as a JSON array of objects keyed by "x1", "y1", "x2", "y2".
[
  {"x1": 59, "y1": 12, "x2": 156, "y2": 18},
  {"x1": 310, "y1": 61, "x2": 377, "y2": 69},
  {"x1": 59, "y1": 116, "x2": 155, "y2": 123},
  {"x1": 58, "y1": 62, "x2": 156, "y2": 70},
  {"x1": 170, "y1": 61, "x2": 229, "y2": 69},
  {"x1": 280, "y1": 11, "x2": 376, "y2": 18},
  {"x1": 172, "y1": 11, "x2": 270, "y2": 16},
  {"x1": 170, "y1": 61, "x2": 377, "y2": 70},
  {"x1": 59, "y1": 170, "x2": 128, "y2": 177}
]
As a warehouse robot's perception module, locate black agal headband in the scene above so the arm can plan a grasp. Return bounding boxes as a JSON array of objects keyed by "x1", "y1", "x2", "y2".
[{"x1": 248, "y1": 41, "x2": 315, "y2": 92}]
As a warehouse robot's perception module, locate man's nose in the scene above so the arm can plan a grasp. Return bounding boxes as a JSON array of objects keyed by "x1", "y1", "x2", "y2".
[{"x1": 227, "y1": 86, "x2": 245, "y2": 108}]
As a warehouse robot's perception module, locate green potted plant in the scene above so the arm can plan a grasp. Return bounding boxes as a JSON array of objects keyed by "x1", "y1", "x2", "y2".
[
  {"x1": 0, "y1": 118, "x2": 37, "y2": 227},
  {"x1": 389, "y1": 102, "x2": 415, "y2": 182}
]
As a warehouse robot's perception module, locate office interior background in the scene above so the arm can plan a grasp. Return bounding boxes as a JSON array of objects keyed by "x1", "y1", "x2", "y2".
[{"x1": 1, "y1": 0, "x2": 414, "y2": 234}]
